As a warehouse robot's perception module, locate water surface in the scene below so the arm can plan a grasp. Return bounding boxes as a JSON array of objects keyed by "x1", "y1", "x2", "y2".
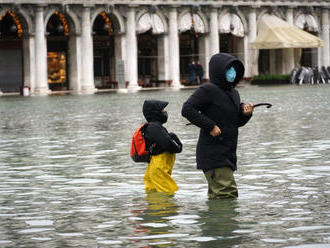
[{"x1": 0, "y1": 85, "x2": 330, "y2": 247}]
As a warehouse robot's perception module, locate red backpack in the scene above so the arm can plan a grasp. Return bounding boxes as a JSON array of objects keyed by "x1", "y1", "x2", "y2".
[{"x1": 130, "y1": 123, "x2": 151, "y2": 162}]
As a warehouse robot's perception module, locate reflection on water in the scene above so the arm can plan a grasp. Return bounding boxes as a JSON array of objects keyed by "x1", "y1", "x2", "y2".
[
  {"x1": 198, "y1": 199, "x2": 241, "y2": 248},
  {"x1": 131, "y1": 192, "x2": 180, "y2": 247},
  {"x1": 0, "y1": 85, "x2": 330, "y2": 247}
]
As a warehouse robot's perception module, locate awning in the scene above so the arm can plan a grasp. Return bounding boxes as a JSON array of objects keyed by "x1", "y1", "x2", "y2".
[
  {"x1": 219, "y1": 13, "x2": 245, "y2": 37},
  {"x1": 250, "y1": 14, "x2": 324, "y2": 49},
  {"x1": 179, "y1": 13, "x2": 206, "y2": 34},
  {"x1": 137, "y1": 13, "x2": 165, "y2": 34}
]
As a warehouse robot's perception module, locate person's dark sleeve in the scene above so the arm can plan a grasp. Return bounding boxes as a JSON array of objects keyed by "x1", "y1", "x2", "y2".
[
  {"x1": 181, "y1": 85, "x2": 216, "y2": 132},
  {"x1": 148, "y1": 124, "x2": 182, "y2": 153},
  {"x1": 237, "y1": 103, "x2": 252, "y2": 127},
  {"x1": 169, "y1": 132, "x2": 182, "y2": 153}
]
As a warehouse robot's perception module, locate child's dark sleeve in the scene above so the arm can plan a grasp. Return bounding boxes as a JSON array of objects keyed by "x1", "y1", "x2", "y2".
[
  {"x1": 147, "y1": 124, "x2": 182, "y2": 153},
  {"x1": 169, "y1": 133, "x2": 182, "y2": 153}
]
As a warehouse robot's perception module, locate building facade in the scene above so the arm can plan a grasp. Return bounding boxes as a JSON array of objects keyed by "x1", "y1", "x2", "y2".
[{"x1": 0, "y1": 0, "x2": 329, "y2": 95}]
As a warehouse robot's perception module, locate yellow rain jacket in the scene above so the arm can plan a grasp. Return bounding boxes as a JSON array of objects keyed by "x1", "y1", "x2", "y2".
[{"x1": 144, "y1": 152, "x2": 178, "y2": 194}]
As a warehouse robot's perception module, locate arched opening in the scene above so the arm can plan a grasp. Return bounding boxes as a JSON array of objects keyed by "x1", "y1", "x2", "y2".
[
  {"x1": 296, "y1": 14, "x2": 319, "y2": 67},
  {"x1": 220, "y1": 34, "x2": 244, "y2": 61},
  {"x1": 0, "y1": 11, "x2": 24, "y2": 93},
  {"x1": 46, "y1": 12, "x2": 70, "y2": 91},
  {"x1": 93, "y1": 12, "x2": 120, "y2": 89},
  {"x1": 180, "y1": 30, "x2": 200, "y2": 85},
  {"x1": 300, "y1": 27, "x2": 318, "y2": 67},
  {"x1": 138, "y1": 30, "x2": 158, "y2": 87},
  {"x1": 136, "y1": 12, "x2": 166, "y2": 87},
  {"x1": 179, "y1": 13, "x2": 205, "y2": 85},
  {"x1": 219, "y1": 13, "x2": 245, "y2": 63}
]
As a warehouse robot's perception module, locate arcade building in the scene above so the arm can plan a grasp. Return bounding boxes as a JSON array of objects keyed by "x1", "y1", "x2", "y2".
[{"x1": 0, "y1": 0, "x2": 329, "y2": 95}]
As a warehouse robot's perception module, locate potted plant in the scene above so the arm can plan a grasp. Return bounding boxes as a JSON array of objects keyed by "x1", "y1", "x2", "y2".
[{"x1": 251, "y1": 74, "x2": 290, "y2": 85}]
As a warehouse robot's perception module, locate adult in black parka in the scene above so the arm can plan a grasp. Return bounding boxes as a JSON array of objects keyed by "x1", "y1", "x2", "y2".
[{"x1": 181, "y1": 53, "x2": 254, "y2": 198}]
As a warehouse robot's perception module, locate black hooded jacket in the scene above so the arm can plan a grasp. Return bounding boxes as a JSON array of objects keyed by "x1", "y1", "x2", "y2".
[
  {"x1": 143, "y1": 100, "x2": 182, "y2": 155},
  {"x1": 181, "y1": 53, "x2": 251, "y2": 171}
]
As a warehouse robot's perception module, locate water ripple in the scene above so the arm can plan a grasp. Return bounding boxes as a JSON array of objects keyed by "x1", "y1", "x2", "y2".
[{"x1": 0, "y1": 86, "x2": 330, "y2": 247}]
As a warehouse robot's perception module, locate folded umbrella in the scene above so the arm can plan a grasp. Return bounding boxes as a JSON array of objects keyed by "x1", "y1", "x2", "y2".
[{"x1": 186, "y1": 102, "x2": 272, "y2": 126}]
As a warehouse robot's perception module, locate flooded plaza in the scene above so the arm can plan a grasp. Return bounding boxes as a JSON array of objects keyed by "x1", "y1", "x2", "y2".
[{"x1": 0, "y1": 85, "x2": 330, "y2": 248}]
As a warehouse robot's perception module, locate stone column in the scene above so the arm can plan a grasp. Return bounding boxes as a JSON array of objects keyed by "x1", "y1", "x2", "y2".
[
  {"x1": 282, "y1": 7, "x2": 295, "y2": 74},
  {"x1": 322, "y1": 7, "x2": 330, "y2": 66},
  {"x1": 158, "y1": 35, "x2": 170, "y2": 81},
  {"x1": 23, "y1": 33, "x2": 35, "y2": 93},
  {"x1": 199, "y1": 36, "x2": 209, "y2": 82},
  {"x1": 115, "y1": 34, "x2": 127, "y2": 89},
  {"x1": 243, "y1": 36, "x2": 250, "y2": 77},
  {"x1": 68, "y1": 34, "x2": 81, "y2": 93},
  {"x1": 317, "y1": 47, "x2": 322, "y2": 67},
  {"x1": 209, "y1": 7, "x2": 219, "y2": 56},
  {"x1": 34, "y1": 5, "x2": 49, "y2": 95},
  {"x1": 168, "y1": 6, "x2": 181, "y2": 88},
  {"x1": 126, "y1": 6, "x2": 139, "y2": 90},
  {"x1": 208, "y1": 6, "x2": 219, "y2": 80},
  {"x1": 81, "y1": 6, "x2": 96, "y2": 94},
  {"x1": 248, "y1": 6, "x2": 259, "y2": 76}
]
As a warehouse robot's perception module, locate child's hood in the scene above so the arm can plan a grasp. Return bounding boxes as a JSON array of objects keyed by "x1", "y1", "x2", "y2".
[{"x1": 143, "y1": 100, "x2": 168, "y2": 122}]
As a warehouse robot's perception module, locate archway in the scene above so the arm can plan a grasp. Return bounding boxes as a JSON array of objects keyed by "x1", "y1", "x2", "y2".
[
  {"x1": 46, "y1": 11, "x2": 70, "y2": 91},
  {"x1": 0, "y1": 11, "x2": 25, "y2": 93},
  {"x1": 220, "y1": 34, "x2": 244, "y2": 60},
  {"x1": 136, "y1": 11, "x2": 166, "y2": 87},
  {"x1": 92, "y1": 12, "x2": 120, "y2": 89},
  {"x1": 179, "y1": 31, "x2": 200, "y2": 84},
  {"x1": 137, "y1": 30, "x2": 158, "y2": 86},
  {"x1": 296, "y1": 14, "x2": 319, "y2": 67},
  {"x1": 179, "y1": 12, "x2": 206, "y2": 85},
  {"x1": 219, "y1": 13, "x2": 245, "y2": 62}
]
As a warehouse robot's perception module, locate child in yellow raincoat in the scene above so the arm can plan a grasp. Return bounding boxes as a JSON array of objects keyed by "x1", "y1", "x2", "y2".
[{"x1": 142, "y1": 100, "x2": 183, "y2": 194}]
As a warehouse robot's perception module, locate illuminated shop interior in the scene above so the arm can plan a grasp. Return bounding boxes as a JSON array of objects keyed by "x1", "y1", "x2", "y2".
[{"x1": 46, "y1": 11, "x2": 69, "y2": 90}]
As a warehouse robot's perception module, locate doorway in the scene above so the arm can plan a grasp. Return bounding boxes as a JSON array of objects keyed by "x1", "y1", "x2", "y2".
[
  {"x1": 93, "y1": 12, "x2": 117, "y2": 89},
  {"x1": 46, "y1": 12, "x2": 69, "y2": 91},
  {"x1": 179, "y1": 31, "x2": 200, "y2": 83},
  {"x1": 0, "y1": 11, "x2": 24, "y2": 93},
  {"x1": 138, "y1": 31, "x2": 158, "y2": 86}
]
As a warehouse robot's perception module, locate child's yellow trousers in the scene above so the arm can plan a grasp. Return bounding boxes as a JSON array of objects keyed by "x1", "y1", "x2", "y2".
[{"x1": 144, "y1": 152, "x2": 178, "y2": 194}]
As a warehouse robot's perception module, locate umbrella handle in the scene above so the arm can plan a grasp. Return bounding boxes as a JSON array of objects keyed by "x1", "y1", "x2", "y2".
[
  {"x1": 253, "y1": 103, "x2": 272, "y2": 108},
  {"x1": 186, "y1": 102, "x2": 272, "y2": 125}
]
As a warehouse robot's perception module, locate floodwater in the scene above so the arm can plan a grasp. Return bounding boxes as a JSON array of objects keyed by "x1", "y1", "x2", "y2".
[{"x1": 0, "y1": 85, "x2": 330, "y2": 248}]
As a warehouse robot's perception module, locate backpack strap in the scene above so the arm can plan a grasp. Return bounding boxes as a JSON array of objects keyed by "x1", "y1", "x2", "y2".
[{"x1": 143, "y1": 122, "x2": 156, "y2": 155}]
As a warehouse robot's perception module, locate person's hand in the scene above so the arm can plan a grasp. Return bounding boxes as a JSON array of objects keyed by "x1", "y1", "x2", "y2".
[
  {"x1": 210, "y1": 125, "x2": 221, "y2": 137},
  {"x1": 242, "y1": 103, "x2": 254, "y2": 116}
]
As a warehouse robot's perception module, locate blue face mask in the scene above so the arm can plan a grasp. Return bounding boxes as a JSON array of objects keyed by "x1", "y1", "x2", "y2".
[{"x1": 225, "y1": 66, "x2": 236, "y2": 83}]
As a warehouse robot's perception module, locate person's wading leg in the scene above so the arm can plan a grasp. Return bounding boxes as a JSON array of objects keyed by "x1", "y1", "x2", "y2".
[
  {"x1": 144, "y1": 163, "x2": 156, "y2": 192},
  {"x1": 204, "y1": 167, "x2": 238, "y2": 199},
  {"x1": 144, "y1": 153, "x2": 178, "y2": 194}
]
